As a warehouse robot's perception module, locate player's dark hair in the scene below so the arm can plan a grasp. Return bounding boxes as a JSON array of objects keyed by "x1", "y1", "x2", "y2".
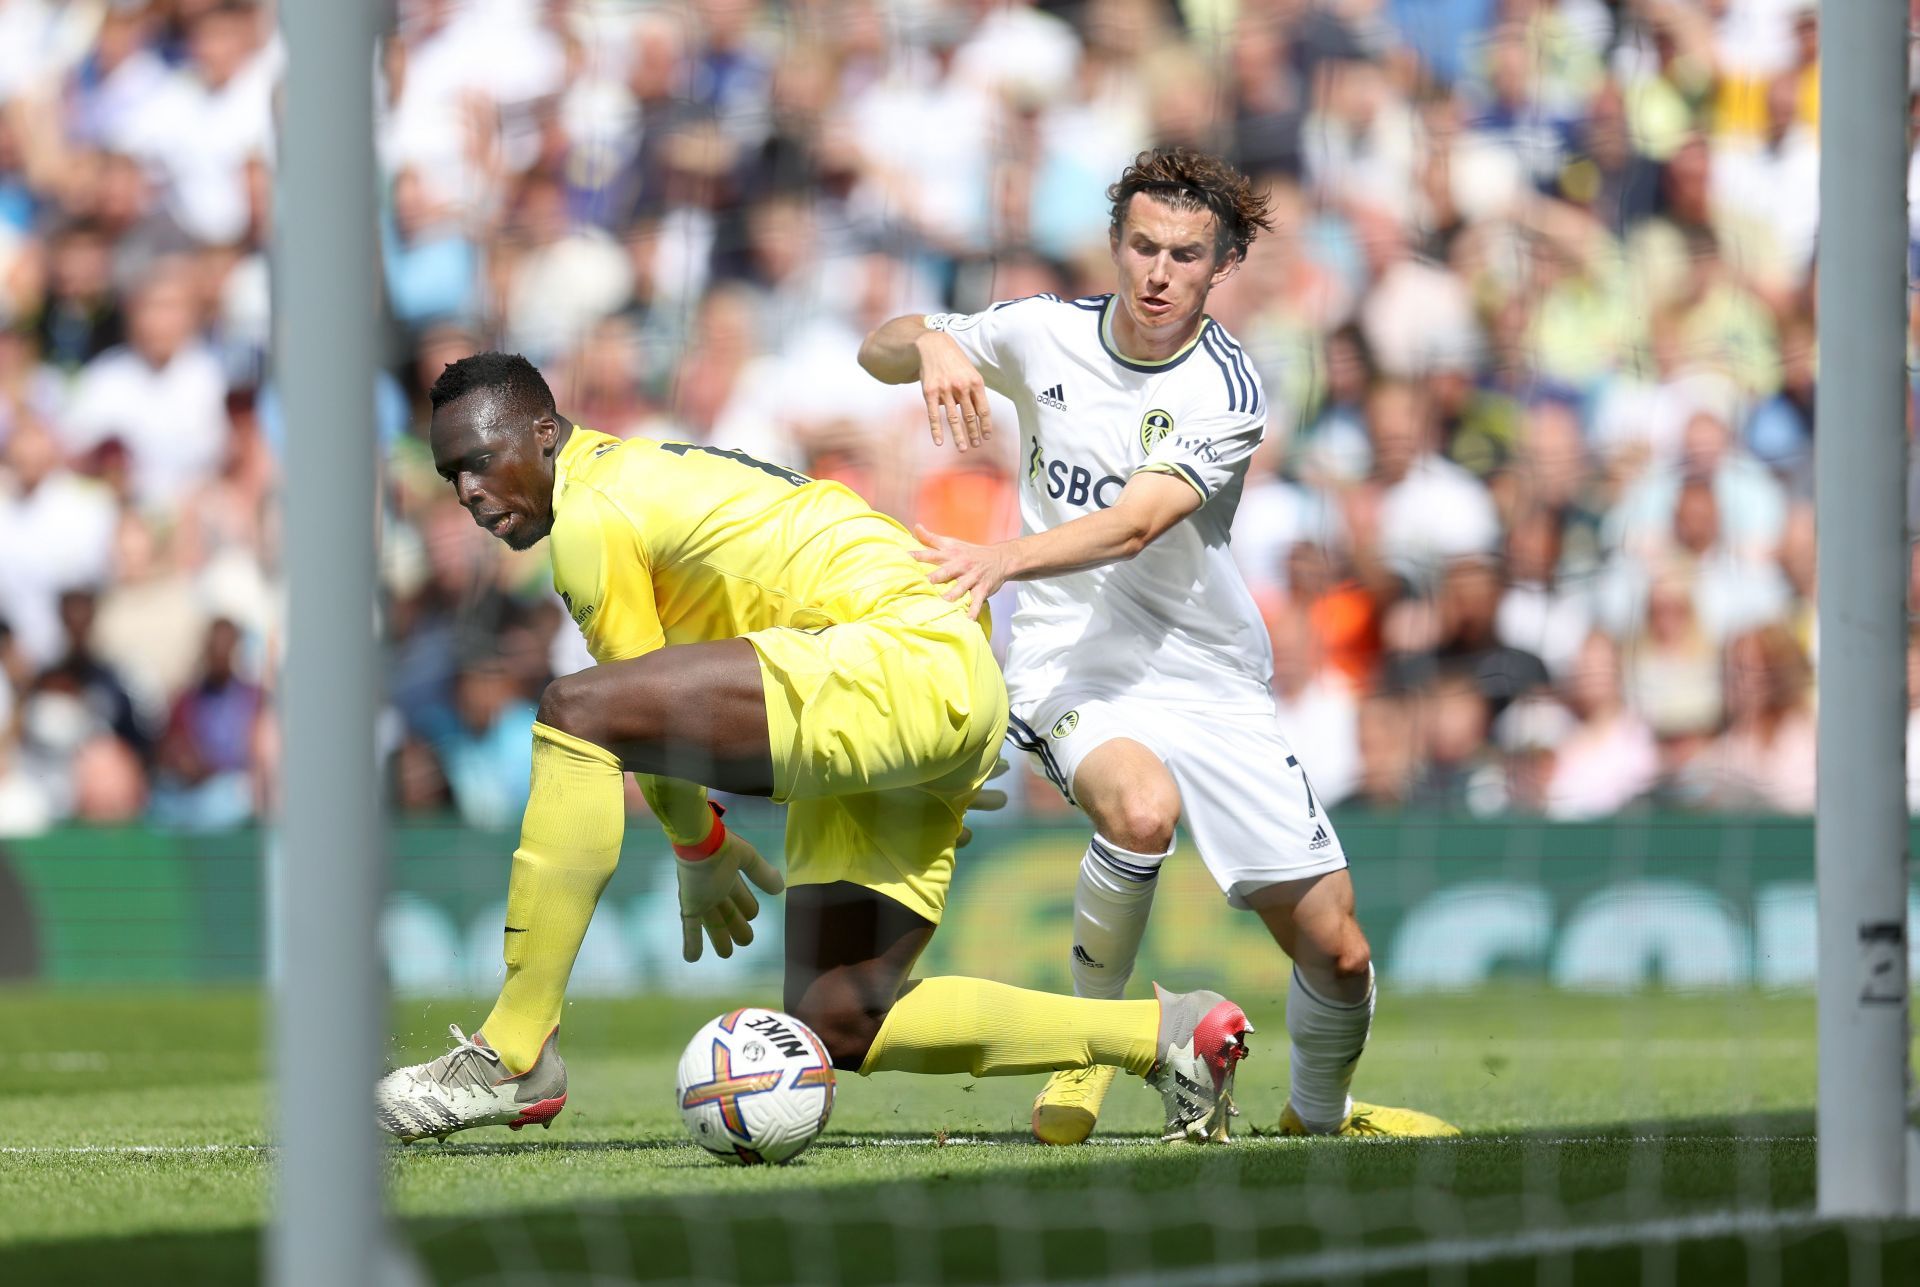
[
  {"x1": 1107, "y1": 147, "x2": 1274, "y2": 264},
  {"x1": 428, "y1": 351, "x2": 557, "y2": 418}
]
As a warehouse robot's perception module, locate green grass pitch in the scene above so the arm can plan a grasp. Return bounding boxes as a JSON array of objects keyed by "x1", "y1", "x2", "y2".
[{"x1": 3, "y1": 986, "x2": 1917, "y2": 1284}]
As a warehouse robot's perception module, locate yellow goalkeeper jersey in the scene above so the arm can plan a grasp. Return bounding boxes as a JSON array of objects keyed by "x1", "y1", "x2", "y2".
[
  {"x1": 548, "y1": 427, "x2": 953, "y2": 664},
  {"x1": 546, "y1": 426, "x2": 1006, "y2": 925}
]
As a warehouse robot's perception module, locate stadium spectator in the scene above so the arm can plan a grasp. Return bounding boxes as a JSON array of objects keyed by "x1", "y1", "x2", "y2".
[
  {"x1": 173, "y1": 386, "x2": 274, "y2": 572},
  {"x1": 1598, "y1": 472, "x2": 1790, "y2": 647},
  {"x1": 33, "y1": 587, "x2": 145, "y2": 760},
  {"x1": 1490, "y1": 694, "x2": 1577, "y2": 817},
  {"x1": 1353, "y1": 689, "x2": 1418, "y2": 812},
  {"x1": 1291, "y1": 322, "x2": 1375, "y2": 486},
  {"x1": 387, "y1": 499, "x2": 523, "y2": 744},
  {"x1": 1546, "y1": 631, "x2": 1661, "y2": 819},
  {"x1": 114, "y1": 0, "x2": 278, "y2": 248},
  {"x1": 1623, "y1": 564, "x2": 1725, "y2": 757},
  {"x1": 1711, "y1": 73, "x2": 1819, "y2": 281},
  {"x1": 1464, "y1": 22, "x2": 1578, "y2": 192},
  {"x1": 0, "y1": 0, "x2": 1856, "y2": 832},
  {"x1": 92, "y1": 511, "x2": 208, "y2": 727},
  {"x1": 1285, "y1": 537, "x2": 1382, "y2": 695},
  {"x1": 16, "y1": 654, "x2": 123, "y2": 824},
  {"x1": 0, "y1": 419, "x2": 117, "y2": 667},
  {"x1": 1745, "y1": 312, "x2": 1815, "y2": 487},
  {"x1": 1774, "y1": 500, "x2": 1817, "y2": 654},
  {"x1": 1230, "y1": 436, "x2": 1341, "y2": 607},
  {"x1": 28, "y1": 218, "x2": 124, "y2": 371},
  {"x1": 1606, "y1": 409, "x2": 1788, "y2": 563},
  {"x1": 1267, "y1": 602, "x2": 1360, "y2": 807},
  {"x1": 70, "y1": 730, "x2": 147, "y2": 823},
  {"x1": 499, "y1": 172, "x2": 633, "y2": 364},
  {"x1": 550, "y1": 316, "x2": 661, "y2": 441},
  {"x1": 0, "y1": 327, "x2": 64, "y2": 447},
  {"x1": 1383, "y1": 554, "x2": 1550, "y2": 719},
  {"x1": 1907, "y1": 630, "x2": 1920, "y2": 814},
  {"x1": 0, "y1": 722, "x2": 53, "y2": 836},
  {"x1": 59, "y1": 2, "x2": 169, "y2": 152},
  {"x1": 1407, "y1": 670, "x2": 1499, "y2": 813},
  {"x1": 382, "y1": 165, "x2": 481, "y2": 333},
  {"x1": 1683, "y1": 623, "x2": 1815, "y2": 813},
  {"x1": 424, "y1": 646, "x2": 537, "y2": 830},
  {"x1": 1496, "y1": 503, "x2": 1593, "y2": 679},
  {"x1": 62, "y1": 259, "x2": 229, "y2": 514},
  {"x1": 1224, "y1": 11, "x2": 1306, "y2": 180},
  {"x1": 149, "y1": 616, "x2": 265, "y2": 830},
  {"x1": 1557, "y1": 78, "x2": 1664, "y2": 235},
  {"x1": 1352, "y1": 381, "x2": 1501, "y2": 595}
]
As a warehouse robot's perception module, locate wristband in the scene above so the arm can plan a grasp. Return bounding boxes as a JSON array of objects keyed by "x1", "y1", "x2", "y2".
[{"x1": 672, "y1": 801, "x2": 727, "y2": 861}]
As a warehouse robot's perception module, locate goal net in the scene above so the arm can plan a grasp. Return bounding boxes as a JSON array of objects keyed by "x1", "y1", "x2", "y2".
[{"x1": 0, "y1": 0, "x2": 1913, "y2": 1284}]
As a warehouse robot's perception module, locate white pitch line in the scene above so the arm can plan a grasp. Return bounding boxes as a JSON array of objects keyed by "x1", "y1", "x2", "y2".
[
  {"x1": 1063, "y1": 1208, "x2": 1835, "y2": 1287},
  {"x1": 828, "y1": 1133, "x2": 1816, "y2": 1148},
  {"x1": 1365, "y1": 1038, "x2": 1812, "y2": 1057},
  {"x1": 828, "y1": 1136, "x2": 1156, "y2": 1148},
  {"x1": 1, "y1": 1144, "x2": 268, "y2": 1156},
  {"x1": 4, "y1": 1133, "x2": 1817, "y2": 1156}
]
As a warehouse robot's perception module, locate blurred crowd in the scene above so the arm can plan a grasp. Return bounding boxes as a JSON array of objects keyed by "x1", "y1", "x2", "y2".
[{"x1": 0, "y1": 0, "x2": 1906, "y2": 835}]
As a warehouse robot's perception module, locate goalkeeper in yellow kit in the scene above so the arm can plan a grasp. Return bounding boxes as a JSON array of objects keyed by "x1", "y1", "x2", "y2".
[{"x1": 374, "y1": 352, "x2": 1252, "y2": 1145}]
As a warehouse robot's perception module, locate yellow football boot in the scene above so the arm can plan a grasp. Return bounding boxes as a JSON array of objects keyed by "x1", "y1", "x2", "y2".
[
  {"x1": 1031, "y1": 1064, "x2": 1121, "y2": 1145},
  {"x1": 1277, "y1": 1100, "x2": 1460, "y2": 1137}
]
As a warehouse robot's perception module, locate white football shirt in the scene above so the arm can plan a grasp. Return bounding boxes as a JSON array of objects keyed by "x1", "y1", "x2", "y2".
[{"x1": 926, "y1": 293, "x2": 1273, "y2": 707}]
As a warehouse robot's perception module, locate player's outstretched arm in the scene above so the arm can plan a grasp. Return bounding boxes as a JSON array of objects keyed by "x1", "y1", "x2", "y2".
[
  {"x1": 913, "y1": 472, "x2": 1202, "y2": 618},
  {"x1": 856, "y1": 313, "x2": 934, "y2": 383},
  {"x1": 858, "y1": 313, "x2": 993, "y2": 452}
]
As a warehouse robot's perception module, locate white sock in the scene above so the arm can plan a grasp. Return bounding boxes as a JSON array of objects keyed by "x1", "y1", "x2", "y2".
[
  {"x1": 1285, "y1": 963, "x2": 1374, "y2": 1131},
  {"x1": 1069, "y1": 834, "x2": 1171, "y2": 1000}
]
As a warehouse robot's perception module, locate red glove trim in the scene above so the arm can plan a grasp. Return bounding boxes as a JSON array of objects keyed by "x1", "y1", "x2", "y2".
[{"x1": 672, "y1": 801, "x2": 728, "y2": 861}]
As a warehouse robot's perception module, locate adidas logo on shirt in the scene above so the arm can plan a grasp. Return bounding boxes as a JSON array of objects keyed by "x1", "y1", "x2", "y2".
[
  {"x1": 1037, "y1": 383, "x2": 1067, "y2": 410},
  {"x1": 1072, "y1": 944, "x2": 1103, "y2": 968},
  {"x1": 1308, "y1": 825, "x2": 1331, "y2": 851}
]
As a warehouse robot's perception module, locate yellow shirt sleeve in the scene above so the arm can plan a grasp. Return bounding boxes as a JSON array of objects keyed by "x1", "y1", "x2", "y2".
[{"x1": 549, "y1": 480, "x2": 665, "y2": 665}]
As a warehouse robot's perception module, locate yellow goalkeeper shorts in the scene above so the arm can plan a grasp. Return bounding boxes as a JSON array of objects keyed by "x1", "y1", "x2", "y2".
[{"x1": 745, "y1": 595, "x2": 1006, "y2": 925}]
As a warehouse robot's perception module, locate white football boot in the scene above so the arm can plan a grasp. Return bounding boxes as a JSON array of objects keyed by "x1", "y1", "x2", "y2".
[
  {"x1": 375, "y1": 1025, "x2": 567, "y2": 1143},
  {"x1": 1146, "y1": 985, "x2": 1252, "y2": 1143}
]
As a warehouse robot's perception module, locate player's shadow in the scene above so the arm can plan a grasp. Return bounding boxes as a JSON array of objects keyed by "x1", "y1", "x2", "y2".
[
  {"x1": 799, "y1": 1106, "x2": 1824, "y2": 1167},
  {"x1": 1428, "y1": 1106, "x2": 1815, "y2": 1144},
  {"x1": 7, "y1": 1109, "x2": 1842, "y2": 1284},
  {"x1": 393, "y1": 1108, "x2": 1820, "y2": 1165},
  {"x1": 1214, "y1": 1106, "x2": 1818, "y2": 1146}
]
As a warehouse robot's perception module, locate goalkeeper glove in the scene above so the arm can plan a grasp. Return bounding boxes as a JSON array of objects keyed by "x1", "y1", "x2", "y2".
[{"x1": 673, "y1": 803, "x2": 785, "y2": 963}]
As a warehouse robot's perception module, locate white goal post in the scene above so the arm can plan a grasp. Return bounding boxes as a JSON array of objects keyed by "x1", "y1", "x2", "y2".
[
  {"x1": 270, "y1": 1, "x2": 405, "y2": 1283},
  {"x1": 1813, "y1": 0, "x2": 1914, "y2": 1220}
]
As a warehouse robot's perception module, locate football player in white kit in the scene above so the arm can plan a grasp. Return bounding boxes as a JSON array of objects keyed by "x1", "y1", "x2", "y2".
[{"x1": 859, "y1": 148, "x2": 1457, "y2": 1143}]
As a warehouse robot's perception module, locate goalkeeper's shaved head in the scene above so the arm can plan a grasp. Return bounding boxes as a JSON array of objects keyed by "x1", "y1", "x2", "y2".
[
  {"x1": 430, "y1": 351, "x2": 557, "y2": 422},
  {"x1": 429, "y1": 352, "x2": 571, "y2": 552}
]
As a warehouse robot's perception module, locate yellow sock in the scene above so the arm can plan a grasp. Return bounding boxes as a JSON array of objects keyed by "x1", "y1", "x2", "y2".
[
  {"x1": 479, "y1": 722, "x2": 624, "y2": 1072},
  {"x1": 858, "y1": 976, "x2": 1158, "y2": 1078}
]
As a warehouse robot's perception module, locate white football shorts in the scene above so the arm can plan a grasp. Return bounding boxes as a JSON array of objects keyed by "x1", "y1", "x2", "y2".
[{"x1": 1005, "y1": 691, "x2": 1349, "y2": 907}]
